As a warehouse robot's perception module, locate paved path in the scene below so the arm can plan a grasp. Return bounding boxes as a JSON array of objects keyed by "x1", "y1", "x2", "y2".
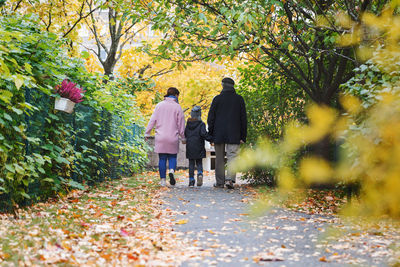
[{"x1": 161, "y1": 174, "x2": 394, "y2": 266}]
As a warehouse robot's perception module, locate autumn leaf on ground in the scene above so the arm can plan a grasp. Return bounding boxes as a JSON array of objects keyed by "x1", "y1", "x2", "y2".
[
  {"x1": 176, "y1": 219, "x2": 188, "y2": 225},
  {"x1": 0, "y1": 172, "x2": 199, "y2": 266}
]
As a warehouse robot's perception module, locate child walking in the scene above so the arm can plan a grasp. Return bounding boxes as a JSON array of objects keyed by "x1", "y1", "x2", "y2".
[{"x1": 184, "y1": 106, "x2": 212, "y2": 187}]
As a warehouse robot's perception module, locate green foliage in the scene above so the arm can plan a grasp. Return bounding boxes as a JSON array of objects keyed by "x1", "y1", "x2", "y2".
[
  {"x1": 237, "y1": 63, "x2": 306, "y2": 185},
  {"x1": 148, "y1": 0, "x2": 375, "y2": 105},
  {"x1": 0, "y1": 14, "x2": 148, "y2": 211},
  {"x1": 0, "y1": 14, "x2": 67, "y2": 208},
  {"x1": 238, "y1": 63, "x2": 306, "y2": 144},
  {"x1": 341, "y1": 59, "x2": 400, "y2": 109}
]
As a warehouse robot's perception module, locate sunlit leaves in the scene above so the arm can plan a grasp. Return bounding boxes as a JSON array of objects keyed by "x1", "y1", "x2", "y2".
[
  {"x1": 340, "y1": 94, "x2": 362, "y2": 115},
  {"x1": 282, "y1": 105, "x2": 337, "y2": 154},
  {"x1": 299, "y1": 157, "x2": 334, "y2": 184},
  {"x1": 118, "y1": 37, "x2": 240, "y2": 118},
  {"x1": 336, "y1": 1, "x2": 400, "y2": 69},
  {"x1": 3, "y1": 0, "x2": 94, "y2": 53}
]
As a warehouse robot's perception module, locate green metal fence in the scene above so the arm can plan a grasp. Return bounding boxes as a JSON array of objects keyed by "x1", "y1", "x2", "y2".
[{"x1": 21, "y1": 86, "x2": 143, "y2": 199}]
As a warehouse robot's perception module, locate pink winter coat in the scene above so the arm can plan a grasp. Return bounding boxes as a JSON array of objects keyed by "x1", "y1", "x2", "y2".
[{"x1": 145, "y1": 97, "x2": 186, "y2": 154}]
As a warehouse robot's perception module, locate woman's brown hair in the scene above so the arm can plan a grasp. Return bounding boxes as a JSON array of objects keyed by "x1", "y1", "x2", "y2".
[{"x1": 164, "y1": 87, "x2": 180, "y2": 97}]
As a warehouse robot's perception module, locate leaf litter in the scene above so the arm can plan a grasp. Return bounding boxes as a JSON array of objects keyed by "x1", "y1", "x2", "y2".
[
  {"x1": 1, "y1": 172, "x2": 399, "y2": 266},
  {"x1": 162, "y1": 175, "x2": 400, "y2": 266},
  {"x1": 0, "y1": 172, "x2": 198, "y2": 266}
]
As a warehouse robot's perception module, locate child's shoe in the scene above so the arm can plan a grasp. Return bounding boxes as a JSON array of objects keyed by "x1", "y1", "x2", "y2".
[
  {"x1": 197, "y1": 173, "x2": 203, "y2": 186},
  {"x1": 189, "y1": 178, "x2": 195, "y2": 187},
  {"x1": 168, "y1": 169, "x2": 176, "y2": 186}
]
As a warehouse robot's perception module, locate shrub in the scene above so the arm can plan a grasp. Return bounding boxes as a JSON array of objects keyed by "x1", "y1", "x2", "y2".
[
  {"x1": 0, "y1": 14, "x2": 148, "y2": 211},
  {"x1": 237, "y1": 64, "x2": 306, "y2": 185}
]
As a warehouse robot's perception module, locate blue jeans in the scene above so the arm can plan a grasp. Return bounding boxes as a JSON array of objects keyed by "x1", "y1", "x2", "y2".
[{"x1": 158, "y1": 153, "x2": 177, "y2": 179}]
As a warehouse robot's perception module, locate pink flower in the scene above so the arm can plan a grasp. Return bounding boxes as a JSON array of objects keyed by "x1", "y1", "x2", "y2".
[{"x1": 54, "y1": 79, "x2": 85, "y2": 103}]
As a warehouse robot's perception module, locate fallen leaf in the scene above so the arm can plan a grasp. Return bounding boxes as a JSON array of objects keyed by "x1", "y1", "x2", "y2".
[
  {"x1": 319, "y1": 256, "x2": 328, "y2": 262},
  {"x1": 80, "y1": 221, "x2": 91, "y2": 228},
  {"x1": 127, "y1": 253, "x2": 139, "y2": 260},
  {"x1": 176, "y1": 219, "x2": 188, "y2": 225},
  {"x1": 257, "y1": 252, "x2": 284, "y2": 262}
]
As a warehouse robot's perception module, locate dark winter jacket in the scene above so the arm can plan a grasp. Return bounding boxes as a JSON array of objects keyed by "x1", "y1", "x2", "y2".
[
  {"x1": 207, "y1": 86, "x2": 247, "y2": 144},
  {"x1": 184, "y1": 119, "x2": 212, "y2": 159}
]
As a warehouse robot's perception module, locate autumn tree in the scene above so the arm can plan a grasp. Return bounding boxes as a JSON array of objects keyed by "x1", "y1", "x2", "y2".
[
  {"x1": 147, "y1": 0, "x2": 390, "y2": 106},
  {"x1": 2, "y1": 0, "x2": 154, "y2": 77},
  {"x1": 118, "y1": 43, "x2": 241, "y2": 118},
  {"x1": 1, "y1": 0, "x2": 102, "y2": 52},
  {"x1": 82, "y1": 1, "x2": 151, "y2": 77}
]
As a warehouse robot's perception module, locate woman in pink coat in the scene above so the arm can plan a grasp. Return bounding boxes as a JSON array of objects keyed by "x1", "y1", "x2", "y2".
[{"x1": 145, "y1": 87, "x2": 186, "y2": 186}]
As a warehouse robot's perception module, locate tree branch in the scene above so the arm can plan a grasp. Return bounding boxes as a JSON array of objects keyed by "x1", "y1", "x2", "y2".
[
  {"x1": 13, "y1": 0, "x2": 23, "y2": 11},
  {"x1": 63, "y1": 0, "x2": 101, "y2": 38},
  {"x1": 147, "y1": 68, "x2": 173, "y2": 79},
  {"x1": 46, "y1": 3, "x2": 53, "y2": 32},
  {"x1": 259, "y1": 45, "x2": 317, "y2": 102},
  {"x1": 137, "y1": 64, "x2": 151, "y2": 78},
  {"x1": 87, "y1": 9, "x2": 109, "y2": 55}
]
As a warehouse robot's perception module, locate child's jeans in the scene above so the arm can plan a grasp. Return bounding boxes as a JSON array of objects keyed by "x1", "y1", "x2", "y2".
[
  {"x1": 159, "y1": 153, "x2": 177, "y2": 179},
  {"x1": 189, "y1": 159, "x2": 203, "y2": 178}
]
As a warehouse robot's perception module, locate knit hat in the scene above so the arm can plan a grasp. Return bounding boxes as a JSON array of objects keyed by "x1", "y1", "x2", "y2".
[
  {"x1": 190, "y1": 106, "x2": 202, "y2": 120},
  {"x1": 222, "y1": 77, "x2": 235, "y2": 87}
]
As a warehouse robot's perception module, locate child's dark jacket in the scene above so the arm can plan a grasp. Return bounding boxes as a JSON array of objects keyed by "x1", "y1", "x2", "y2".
[{"x1": 184, "y1": 119, "x2": 212, "y2": 159}]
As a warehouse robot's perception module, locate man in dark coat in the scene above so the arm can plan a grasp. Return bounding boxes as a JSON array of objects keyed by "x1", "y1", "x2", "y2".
[{"x1": 207, "y1": 77, "x2": 247, "y2": 189}]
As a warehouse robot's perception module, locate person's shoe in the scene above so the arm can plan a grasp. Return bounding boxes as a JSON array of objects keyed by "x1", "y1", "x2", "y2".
[
  {"x1": 169, "y1": 172, "x2": 176, "y2": 186},
  {"x1": 160, "y1": 179, "x2": 166, "y2": 187},
  {"x1": 189, "y1": 179, "x2": 195, "y2": 187},
  {"x1": 197, "y1": 173, "x2": 203, "y2": 186},
  {"x1": 225, "y1": 180, "x2": 234, "y2": 189},
  {"x1": 213, "y1": 183, "x2": 224, "y2": 188}
]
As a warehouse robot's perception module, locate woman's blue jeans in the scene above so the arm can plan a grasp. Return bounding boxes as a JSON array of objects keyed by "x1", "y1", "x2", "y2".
[{"x1": 158, "y1": 153, "x2": 177, "y2": 179}]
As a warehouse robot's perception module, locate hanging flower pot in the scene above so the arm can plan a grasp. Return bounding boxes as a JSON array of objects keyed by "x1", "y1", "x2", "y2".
[
  {"x1": 53, "y1": 79, "x2": 85, "y2": 114},
  {"x1": 54, "y1": 97, "x2": 76, "y2": 113}
]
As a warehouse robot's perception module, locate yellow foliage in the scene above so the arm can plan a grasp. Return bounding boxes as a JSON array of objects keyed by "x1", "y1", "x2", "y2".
[
  {"x1": 336, "y1": 11, "x2": 355, "y2": 29},
  {"x1": 339, "y1": 94, "x2": 362, "y2": 115},
  {"x1": 5, "y1": 0, "x2": 85, "y2": 54},
  {"x1": 299, "y1": 157, "x2": 333, "y2": 184},
  {"x1": 234, "y1": 1, "x2": 400, "y2": 220},
  {"x1": 282, "y1": 105, "x2": 337, "y2": 153},
  {"x1": 337, "y1": 27, "x2": 361, "y2": 47},
  {"x1": 278, "y1": 167, "x2": 297, "y2": 192},
  {"x1": 338, "y1": 93, "x2": 400, "y2": 219},
  {"x1": 339, "y1": 1, "x2": 400, "y2": 73},
  {"x1": 85, "y1": 53, "x2": 103, "y2": 74},
  {"x1": 230, "y1": 138, "x2": 278, "y2": 173},
  {"x1": 117, "y1": 40, "x2": 242, "y2": 119},
  {"x1": 235, "y1": 91, "x2": 400, "y2": 219}
]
